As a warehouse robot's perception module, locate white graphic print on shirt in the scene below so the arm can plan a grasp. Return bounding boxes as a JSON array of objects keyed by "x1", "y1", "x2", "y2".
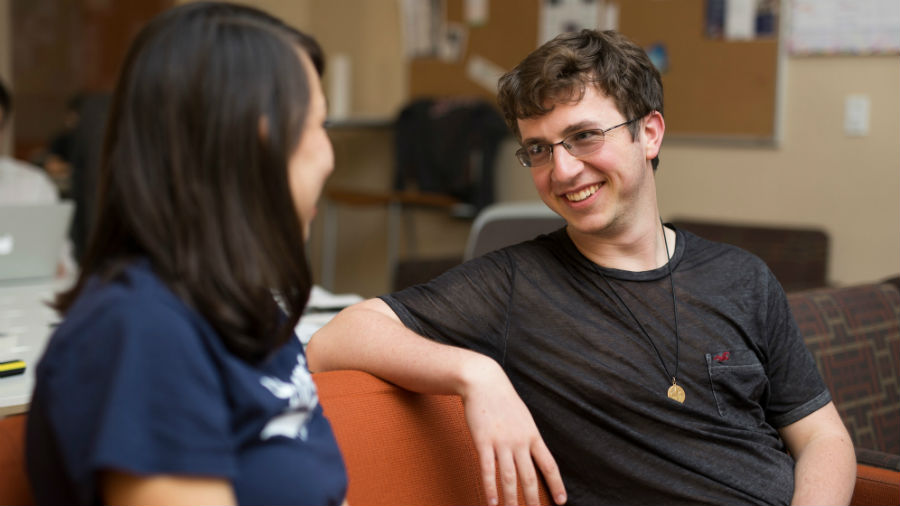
[{"x1": 259, "y1": 354, "x2": 318, "y2": 441}]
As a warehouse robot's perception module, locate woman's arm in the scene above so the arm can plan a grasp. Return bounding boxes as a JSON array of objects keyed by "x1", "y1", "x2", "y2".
[{"x1": 101, "y1": 471, "x2": 236, "y2": 506}]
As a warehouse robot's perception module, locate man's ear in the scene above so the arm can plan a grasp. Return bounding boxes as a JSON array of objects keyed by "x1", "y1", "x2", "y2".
[{"x1": 642, "y1": 110, "x2": 665, "y2": 162}]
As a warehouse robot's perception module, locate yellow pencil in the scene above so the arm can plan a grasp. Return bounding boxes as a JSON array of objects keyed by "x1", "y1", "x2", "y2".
[{"x1": 0, "y1": 360, "x2": 26, "y2": 377}]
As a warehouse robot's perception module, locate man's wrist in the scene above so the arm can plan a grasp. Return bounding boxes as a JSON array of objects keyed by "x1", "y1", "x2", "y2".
[{"x1": 457, "y1": 352, "x2": 503, "y2": 400}]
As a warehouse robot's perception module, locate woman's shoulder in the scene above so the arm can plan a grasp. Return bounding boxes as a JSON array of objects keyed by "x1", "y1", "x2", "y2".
[
  {"x1": 45, "y1": 260, "x2": 216, "y2": 366},
  {"x1": 66, "y1": 261, "x2": 186, "y2": 325}
]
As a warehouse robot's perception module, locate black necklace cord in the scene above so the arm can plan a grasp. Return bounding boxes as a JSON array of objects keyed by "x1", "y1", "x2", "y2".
[
  {"x1": 593, "y1": 220, "x2": 680, "y2": 386},
  {"x1": 662, "y1": 220, "x2": 680, "y2": 383}
]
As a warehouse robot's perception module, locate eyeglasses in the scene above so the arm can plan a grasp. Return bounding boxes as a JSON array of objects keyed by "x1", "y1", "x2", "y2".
[{"x1": 515, "y1": 117, "x2": 640, "y2": 168}]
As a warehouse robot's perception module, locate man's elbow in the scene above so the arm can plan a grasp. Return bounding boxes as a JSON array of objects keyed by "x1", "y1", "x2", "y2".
[
  {"x1": 307, "y1": 305, "x2": 353, "y2": 372},
  {"x1": 305, "y1": 330, "x2": 328, "y2": 373},
  {"x1": 306, "y1": 300, "x2": 374, "y2": 372}
]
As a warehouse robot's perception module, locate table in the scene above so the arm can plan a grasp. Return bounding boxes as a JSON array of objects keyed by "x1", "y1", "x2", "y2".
[{"x1": 0, "y1": 278, "x2": 72, "y2": 416}]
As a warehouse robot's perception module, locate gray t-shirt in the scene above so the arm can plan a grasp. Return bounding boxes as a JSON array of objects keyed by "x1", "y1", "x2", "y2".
[{"x1": 381, "y1": 226, "x2": 830, "y2": 506}]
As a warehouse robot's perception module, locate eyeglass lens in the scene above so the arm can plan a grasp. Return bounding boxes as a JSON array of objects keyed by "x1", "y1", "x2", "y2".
[
  {"x1": 520, "y1": 130, "x2": 605, "y2": 167},
  {"x1": 516, "y1": 118, "x2": 638, "y2": 168}
]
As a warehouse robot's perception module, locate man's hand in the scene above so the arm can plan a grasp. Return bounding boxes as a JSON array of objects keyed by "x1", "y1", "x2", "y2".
[{"x1": 460, "y1": 356, "x2": 567, "y2": 506}]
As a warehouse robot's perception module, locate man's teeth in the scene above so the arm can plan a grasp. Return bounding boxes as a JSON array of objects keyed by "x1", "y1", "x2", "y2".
[{"x1": 565, "y1": 184, "x2": 600, "y2": 202}]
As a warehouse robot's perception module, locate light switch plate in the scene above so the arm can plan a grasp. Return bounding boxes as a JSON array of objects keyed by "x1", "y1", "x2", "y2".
[{"x1": 844, "y1": 94, "x2": 870, "y2": 137}]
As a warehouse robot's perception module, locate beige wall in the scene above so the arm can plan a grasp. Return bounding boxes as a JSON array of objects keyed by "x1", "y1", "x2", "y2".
[
  {"x1": 309, "y1": 0, "x2": 406, "y2": 118},
  {"x1": 176, "y1": 0, "x2": 314, "y2": 32},
  {"x1": 177, "y1": 0, "x2": 407, "y2": 119},
  {"x1": 655, "y1": 56, "x2": 899, "y2": 286}
]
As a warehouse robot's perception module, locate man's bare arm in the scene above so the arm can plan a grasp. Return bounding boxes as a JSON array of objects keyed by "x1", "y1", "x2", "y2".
[
  {"x1": 307, "y1": 298, "x2": 567, "y2": 506},
  {"x1": 779, "y1": 401, "x2": 856, "y2": 505}
]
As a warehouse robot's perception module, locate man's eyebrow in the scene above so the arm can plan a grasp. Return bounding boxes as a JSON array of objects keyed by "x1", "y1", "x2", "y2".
[
  {"x1": 521, "y1": 120, "x2": 600, "y2": 145},
  {"x1": 561, "y1": 121, "x2": 600, "y2": 136}
]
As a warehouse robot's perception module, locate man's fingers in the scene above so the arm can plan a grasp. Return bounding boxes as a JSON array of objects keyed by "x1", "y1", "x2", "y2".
[
  {"x1": 497, "y1": 449, "x2": 519, "y2": 506},
  {"x1": 532, "y1": 440, "x2": 567, "y2": 505},
  {"x1": 514, "y1": 447, "x2": 540, "y2": 506},
  {"x1": 478, "y1": 444, "x2": 499, "y2": 506}
]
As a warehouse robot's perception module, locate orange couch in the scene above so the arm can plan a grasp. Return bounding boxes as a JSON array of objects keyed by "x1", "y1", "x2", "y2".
[
  {"x1": 314, "y1": 370, "x2": 899, "y2": 506},
  {"x1": 2, "y1": 372, "x2": 898, "y2": 505},
  {"x1": 0, "y1": 414, "x2": 31, "y2": 505},
  {"x1": 0, "y1": 372, "x2": 549, "y2": 506}
]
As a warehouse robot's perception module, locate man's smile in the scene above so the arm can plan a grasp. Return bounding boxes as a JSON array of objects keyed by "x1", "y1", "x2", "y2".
[{"x1": 564, "y1": 183, "x2": 602, "y2": 202}]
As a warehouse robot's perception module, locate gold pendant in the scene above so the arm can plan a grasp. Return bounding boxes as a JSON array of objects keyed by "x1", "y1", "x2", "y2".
[{"x1": 667, "y1": 380, "x2": 685, "y2": 403}]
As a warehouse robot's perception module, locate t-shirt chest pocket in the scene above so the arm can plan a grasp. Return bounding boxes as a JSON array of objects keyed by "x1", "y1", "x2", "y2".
[{"x1": 706, "y1": 348, "x2": 769, "y2": 428}]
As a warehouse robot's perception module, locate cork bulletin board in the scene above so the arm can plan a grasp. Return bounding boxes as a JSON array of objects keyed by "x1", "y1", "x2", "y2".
[{"x1": 409, "y1": 0, "x2": 781, "y2": 142}]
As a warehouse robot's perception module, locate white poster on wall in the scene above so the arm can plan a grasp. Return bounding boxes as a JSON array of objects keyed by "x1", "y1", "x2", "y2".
[{"x1": 788, "y1": 0, "x2": 900, "y2": 54}]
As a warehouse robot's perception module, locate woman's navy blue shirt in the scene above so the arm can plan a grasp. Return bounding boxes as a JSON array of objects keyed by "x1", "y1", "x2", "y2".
[{"x1": 26, "y1": 260, "x2": 347, "y2": 505}]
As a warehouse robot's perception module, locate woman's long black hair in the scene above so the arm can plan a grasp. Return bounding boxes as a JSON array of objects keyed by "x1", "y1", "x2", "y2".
[{"x1": 56, "y1": 2, "x2": 325, "y2": 363}]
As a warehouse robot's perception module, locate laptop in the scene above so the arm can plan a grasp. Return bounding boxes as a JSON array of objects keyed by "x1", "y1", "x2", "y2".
[{"x1": 0, "y1": 201, "x2": 74, "y2": 284}]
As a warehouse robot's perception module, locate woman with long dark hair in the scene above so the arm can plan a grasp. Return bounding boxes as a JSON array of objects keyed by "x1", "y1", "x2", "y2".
[{"x1": 25, "y1": 3, "x2": 347, "y2": 504}]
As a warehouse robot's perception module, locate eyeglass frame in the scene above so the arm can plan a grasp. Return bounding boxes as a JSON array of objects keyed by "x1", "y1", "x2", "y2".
[{"x1": 514, "y1": 116, "x2": 642, "y2": 168}]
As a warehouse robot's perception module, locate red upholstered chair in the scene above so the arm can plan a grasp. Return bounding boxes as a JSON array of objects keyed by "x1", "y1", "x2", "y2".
[{"x1": 314, "y1": 370, "x2": 551, "y2": 506}]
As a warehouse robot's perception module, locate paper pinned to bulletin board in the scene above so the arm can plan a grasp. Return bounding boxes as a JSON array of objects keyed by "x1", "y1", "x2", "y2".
[
  {"x1": 408, "y1": 0, "x2": 783, "y2": 142},
  {"x1": 538, "y1": 0, "x2": 619, "y2": 46},
  {"x1": 787, "y1": 0, "x2": 900, "y2": 55},
  {"x1": 704, "y1": 0, "x2": 778, "y2": 40}
]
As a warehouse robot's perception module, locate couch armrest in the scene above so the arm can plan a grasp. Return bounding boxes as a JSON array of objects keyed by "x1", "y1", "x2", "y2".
[
  {"x1": 851, "y1": 464, "x2": 899, "y2": 506},
  {"x1": 856, "y1": 447, "x2": 900, "y2": 471},
  {"x1": 314, "y1": 370, "x2": 552, "y2": 506}
]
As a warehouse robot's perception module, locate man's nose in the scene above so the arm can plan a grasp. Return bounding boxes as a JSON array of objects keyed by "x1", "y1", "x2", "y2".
[{"x1": 550, "y1": 144, "x2": 582, "y2": 180}]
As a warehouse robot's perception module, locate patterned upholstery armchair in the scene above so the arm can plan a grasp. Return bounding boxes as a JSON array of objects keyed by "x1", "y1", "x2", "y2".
[{"x1": 788, "y1": 281, "x2": 900, "y2": 505}]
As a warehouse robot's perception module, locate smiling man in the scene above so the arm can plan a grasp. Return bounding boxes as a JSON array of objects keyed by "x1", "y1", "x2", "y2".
[{"x1": 308, "y1": 29, "x2": 856, "y2": 506}]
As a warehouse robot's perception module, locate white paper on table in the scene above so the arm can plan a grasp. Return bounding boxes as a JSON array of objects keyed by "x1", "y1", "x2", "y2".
[
  {"x1": 295, "y1": 312, "x2": 338, "y2": 345},
  {"x1": 306, "y1": 285, "x2": 364, "y2": 312}
]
